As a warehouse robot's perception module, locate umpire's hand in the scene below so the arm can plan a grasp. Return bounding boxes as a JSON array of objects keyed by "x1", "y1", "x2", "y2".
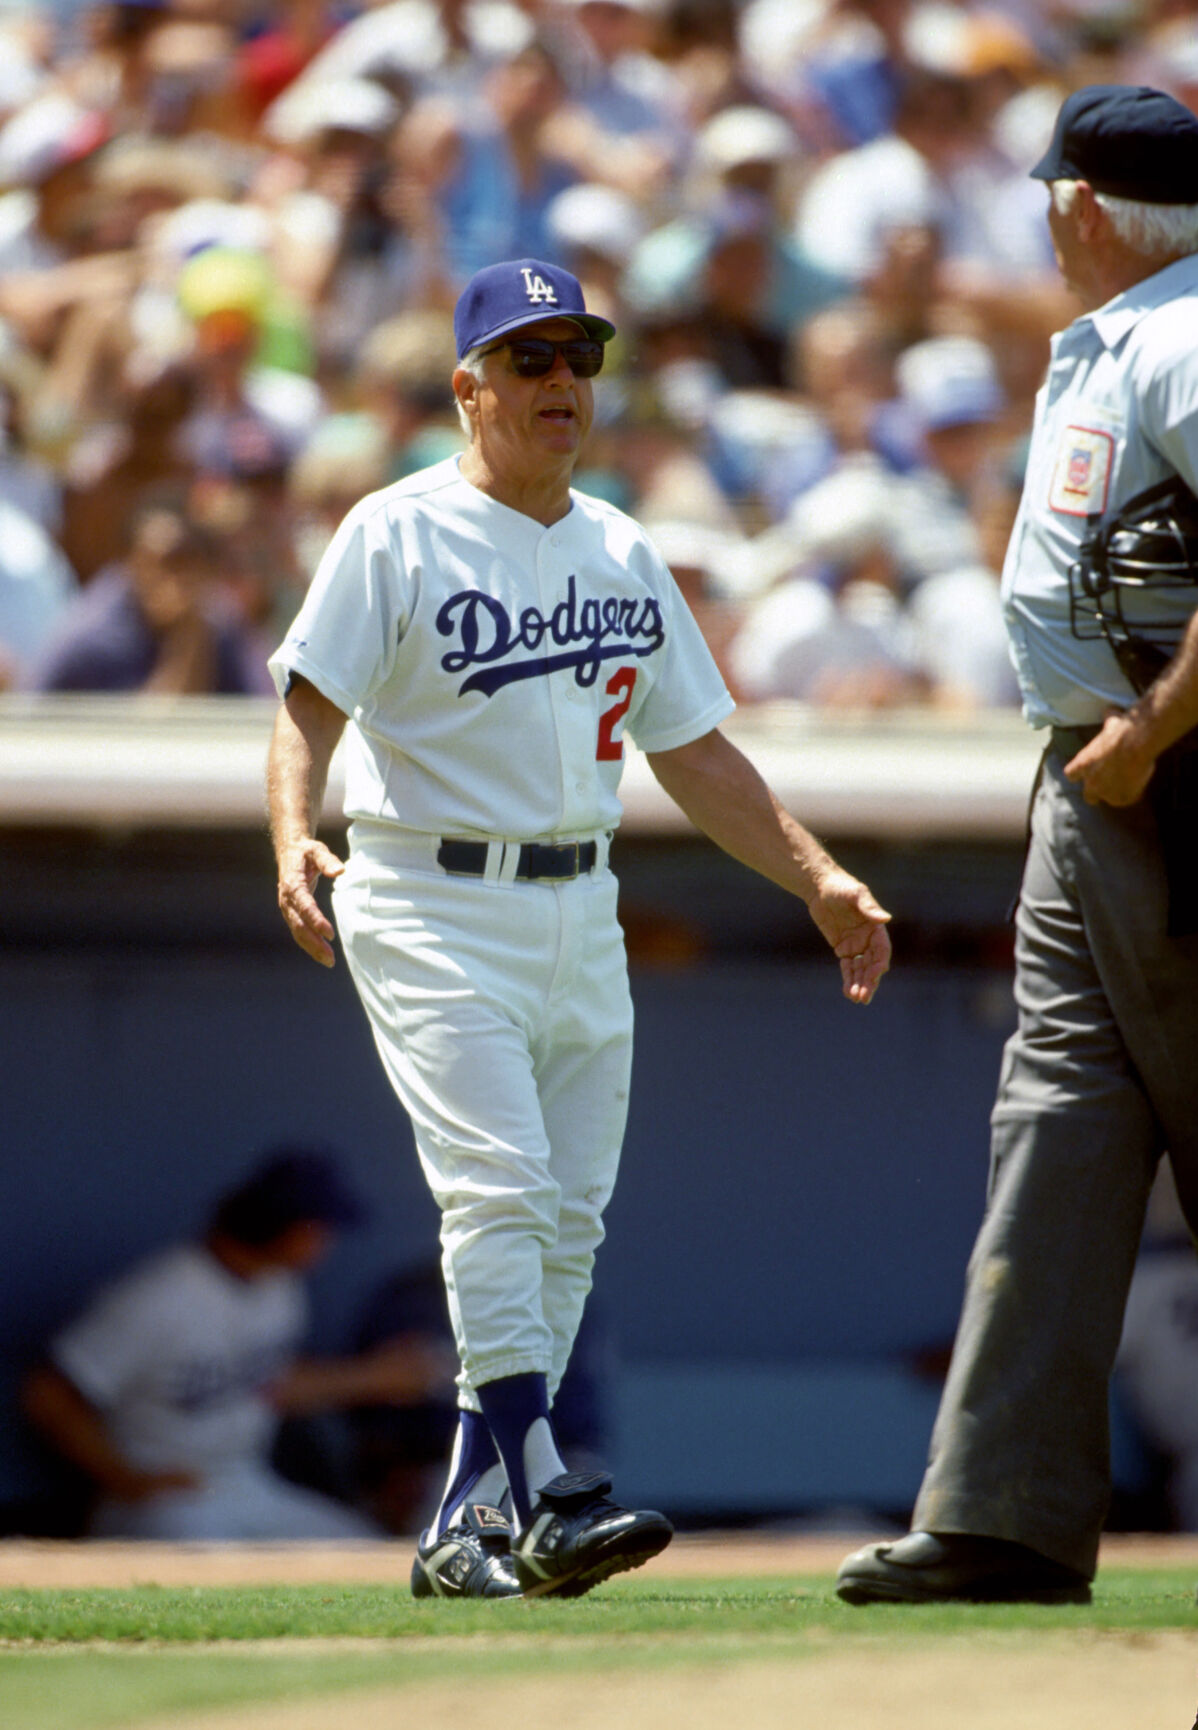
[{"x1": 1064, "y1": 708, "x2": 1158, "y2": 807}]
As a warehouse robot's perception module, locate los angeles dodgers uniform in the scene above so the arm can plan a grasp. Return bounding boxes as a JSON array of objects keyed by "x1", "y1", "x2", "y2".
[{"x1": 268, "y1": 457, "x2": 734, "y2": 1410}]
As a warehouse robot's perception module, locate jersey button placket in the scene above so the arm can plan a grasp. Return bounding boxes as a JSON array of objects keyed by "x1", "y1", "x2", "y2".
[{"x1": 537, "y1": 530, "x2": 577, "y2": 830}]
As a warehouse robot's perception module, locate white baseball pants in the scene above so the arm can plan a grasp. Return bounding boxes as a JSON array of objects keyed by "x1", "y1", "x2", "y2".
[{"x1": 333, "y1": 829, "x2": 633, "y2": 1409}]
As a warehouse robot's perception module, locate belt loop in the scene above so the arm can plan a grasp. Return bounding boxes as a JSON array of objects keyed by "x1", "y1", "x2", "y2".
[
  {"x1": 481, "y1": 841, "x2": 504, "y2": 882},
  {"x1": 496, "y1": 842, "x2": 520, "y2": 884}
]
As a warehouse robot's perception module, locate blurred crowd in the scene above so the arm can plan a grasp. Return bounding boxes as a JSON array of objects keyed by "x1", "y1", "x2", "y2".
[{"x1": 0, "y1": 0, "x2": 1194, "y2": 707}]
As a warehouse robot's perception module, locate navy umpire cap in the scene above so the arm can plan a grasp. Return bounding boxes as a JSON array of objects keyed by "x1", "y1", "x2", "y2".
[
  {"x1": 1030, "y1": 84, "x2": 1198, "y2": 204},
  {"x1": 213, "y1": 1147, "x2": 368, "y2": 1243},
  {"x1": 453, "y1": 258, "x2": 617, "y2": 360}
]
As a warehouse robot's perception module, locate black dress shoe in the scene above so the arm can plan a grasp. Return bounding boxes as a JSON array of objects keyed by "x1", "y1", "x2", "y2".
[{"x1": 835, "y1": 1531, "x2": 1092, "y2": 1605}]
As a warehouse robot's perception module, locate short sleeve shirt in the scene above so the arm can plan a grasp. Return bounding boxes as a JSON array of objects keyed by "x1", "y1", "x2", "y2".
[
  {"x1": 269, "y1": 459, "x2": 735, "y2": 838},
  {"x1": 1001, "y1": 252, "x2": 1198, "y2": 727},
  {"x1": 52, "y1": 1245, "x2": 306, "y2": 1474}
]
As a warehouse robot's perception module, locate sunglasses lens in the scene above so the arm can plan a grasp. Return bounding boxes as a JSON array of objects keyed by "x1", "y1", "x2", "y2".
[
  {"x1": 566, "y1": 342, "x2": 604, "y2": 378},
  {"x1": 508, "y1": 340, "x2": 604, "y2": 378},
  {"x1": 508, "y1": 343, "x2": 553, "y2": 376}
]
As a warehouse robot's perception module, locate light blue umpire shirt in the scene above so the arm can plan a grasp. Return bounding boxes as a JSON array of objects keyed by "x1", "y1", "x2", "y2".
[{"x1": 1001, "y1": 250, "x2": 1198, "y2": 727}]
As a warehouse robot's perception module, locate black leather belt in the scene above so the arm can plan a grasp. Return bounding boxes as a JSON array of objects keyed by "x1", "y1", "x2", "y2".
[
  {"x1": 1049, "y1": 724, "x2": 1102, "y2": 757},
  {"x1": 436, "y1": 839, "x2": 598, "y2": 880}
]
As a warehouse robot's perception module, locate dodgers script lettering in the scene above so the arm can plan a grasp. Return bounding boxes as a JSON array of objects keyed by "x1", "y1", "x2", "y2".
[{"x1": 437, "y1": 575, "x2": 664, "y2": 697}]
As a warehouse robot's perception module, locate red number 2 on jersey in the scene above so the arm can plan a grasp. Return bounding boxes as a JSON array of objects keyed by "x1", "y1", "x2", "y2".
[{"x1": 596, "y1": 667, "x2": 637, "y2": 761}]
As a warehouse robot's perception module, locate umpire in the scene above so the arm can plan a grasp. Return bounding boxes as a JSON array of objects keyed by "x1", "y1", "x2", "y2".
[{"x1": 839, "y1": 85, "x2": 1198, "y2": 1606}]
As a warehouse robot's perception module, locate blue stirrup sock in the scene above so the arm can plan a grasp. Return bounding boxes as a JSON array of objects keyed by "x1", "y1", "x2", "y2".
[
  {"x1": 477, "y1": 1371, "x2": 566, "y2": 1532},
  {"x1": 433, "y1": 1408, "x2": 506, "y2": 1536}
]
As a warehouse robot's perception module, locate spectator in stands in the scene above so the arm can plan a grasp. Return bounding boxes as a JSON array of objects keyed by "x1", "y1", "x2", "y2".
[
  {"x1": 547, "y1": 0, "x2": 685, "y2": 204},
  {"x1": 792, "y1": 51, "x2": 1062, "y2": 363},
  {"x1": 0, "y1": 360, "x2": 64, "y2": 539},
  {"x1": 288, "y1": 412, "x2": 395, "y2": 586},
  {"x1": 623, "y1": 103, "x2": 847, "y2": 393},
  {"x1": 728, "y1": 456, "x2": 924, "y2": 708},
  {"x1": 59, "y1": 354, "x2": 197, "y2": 581},
  {"x1": 392, "y1": 38, "x2": 581, "y2": 290},
  {"x1": 545, "y1": 178, "x2": 644, "y2": 324},
  {"x1": 174, "y1": 245, "x2": 322, "y2": 463},
  {"x1": 759, "y1": 0, "x2": 913, "y2": 152},
  {"x1": 0, "y1": 496, "x2": 78, "y2": 690},
  {"x1": 21, "y1": 1146, "x2": 454, "y2": 1541},
  {"x1": 883, "y1": 333, "x2": 1005, "y2": 580},
  {"x1": 286, "y1": 0, "x2": 536, "y2": 107},
  {"x1": 0, "y1": 0, "x2": 1179, "y2": 719},
  {"x1": 757, "y1": 298, "x2": 896, "y2": 522},
  {"x1": 645, "y1": 516, "x2": 746, "y2": 696},
  {"x1": 0, "y1": 90, "x2": 110, "y2": 278},
  {"x1": 29, "y1": 492, "x2": 268, "y2": 695},
  {"x1": 351, "y1": 304, "x2": 465, "y2": 481},
  {"x1": 235, "y1": 1, "x2": 339, "y2": 128},
  {"x1": 259, "y1": 73, "x2": 410, "y2": 375},
  {"x1": 905, "y1": 439, "x2": 1025, "y2": 711}
]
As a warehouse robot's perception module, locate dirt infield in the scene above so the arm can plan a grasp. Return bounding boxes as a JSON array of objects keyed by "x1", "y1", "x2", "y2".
[
  {"x1": 132, "y1": 1635, "x2": 1198, "y2": 1730},
  {"x1": 2, "y1": 1529, "x2": 1197, "y2": 1587}
]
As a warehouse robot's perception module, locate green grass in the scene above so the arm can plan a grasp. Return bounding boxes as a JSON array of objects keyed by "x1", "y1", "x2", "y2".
[
  {"x1": 0, "y1": 1569, "x2": 1193, "y2": 1643},
  {"x1": 0, "y1": 1572, "x2": 1194, "y2": 1730}
]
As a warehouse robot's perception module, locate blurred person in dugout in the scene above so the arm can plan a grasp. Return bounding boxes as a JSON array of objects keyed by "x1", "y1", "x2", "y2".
[
  {"x1": 1116, "y1": 1163, "x2": 1198, "y2": 1533},
  {"x1": 21, "y1": 1147, "x2": 455, "y2": 1542}
]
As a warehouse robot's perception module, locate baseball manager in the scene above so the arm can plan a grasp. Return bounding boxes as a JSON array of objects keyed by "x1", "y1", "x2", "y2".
[
  {"x1": 268, "y1": 257, "x2": 892, "y2": 1599},
  {"x1": 839, "y1": 86, "x2": 1198, "y2": 1606}
]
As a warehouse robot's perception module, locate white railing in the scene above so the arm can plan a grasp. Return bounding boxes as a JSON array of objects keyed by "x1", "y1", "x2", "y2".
[{"x1": 0, "y1": 694, "x2": 1042, "y2": 838}]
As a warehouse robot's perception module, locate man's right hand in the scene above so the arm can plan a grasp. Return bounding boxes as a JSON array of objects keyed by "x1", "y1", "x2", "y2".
[
  {"x1": 1064, "y1": 709, "x2": 1158, "y2": 807},
  {"x1": 276, "y1": 837, "x2": 346, "y2": 967}
]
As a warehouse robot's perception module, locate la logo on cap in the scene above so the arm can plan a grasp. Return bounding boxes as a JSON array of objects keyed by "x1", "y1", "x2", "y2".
[
  {"x1": 452, "y1": 256, "x2": 617, "y2": 358},
  {"x1": 520, "y1": 267, "x2": 558, "y2": 305}
]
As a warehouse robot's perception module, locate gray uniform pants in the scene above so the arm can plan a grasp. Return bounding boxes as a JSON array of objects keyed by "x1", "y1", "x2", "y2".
[{"x1": 912, "y1": 736, "x2": 1198, "y2": 1576}]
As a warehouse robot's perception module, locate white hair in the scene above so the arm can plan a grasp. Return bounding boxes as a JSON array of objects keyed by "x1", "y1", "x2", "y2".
[
  {"x1": 1050, "y1": 178, "x2": 1198, "y2": 258},
  {"x1": 454, "y1": 345, "x2": 487, "y2": 438}
]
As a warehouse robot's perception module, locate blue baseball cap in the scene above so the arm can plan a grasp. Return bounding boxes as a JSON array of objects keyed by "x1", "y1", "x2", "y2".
[
  {"x1": 1030, "y1": 84, "x2": 1198, "y2": 204},
  {"x1": 453, "y1": 257, "x2": 617, "y2": 360}
]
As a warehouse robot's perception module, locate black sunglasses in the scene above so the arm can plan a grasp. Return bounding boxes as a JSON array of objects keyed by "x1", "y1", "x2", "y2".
[{"x1": 484, "y1": 337, "x2": 605, "y2": 379}]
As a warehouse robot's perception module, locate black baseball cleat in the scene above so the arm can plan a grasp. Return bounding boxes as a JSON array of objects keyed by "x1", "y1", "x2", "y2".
[
  {"x1": 510, "y1": 1470, "x2": 673, "y2": 1598},
  {"x1": 835, "y1": 1531, "x2": 1092, "y2": 1605},
  {"x1": 410, "y1": 1500, "x2": 523, "y2": 1598}
]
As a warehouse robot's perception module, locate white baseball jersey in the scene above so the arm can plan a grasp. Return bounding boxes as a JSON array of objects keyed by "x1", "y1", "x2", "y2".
[
  {"x1": 268, "y1": 457, "x2": 734, "y2": 839},
  {"x1": 52, "y1": 1244, "x2": 305, "y2": 1476}
]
